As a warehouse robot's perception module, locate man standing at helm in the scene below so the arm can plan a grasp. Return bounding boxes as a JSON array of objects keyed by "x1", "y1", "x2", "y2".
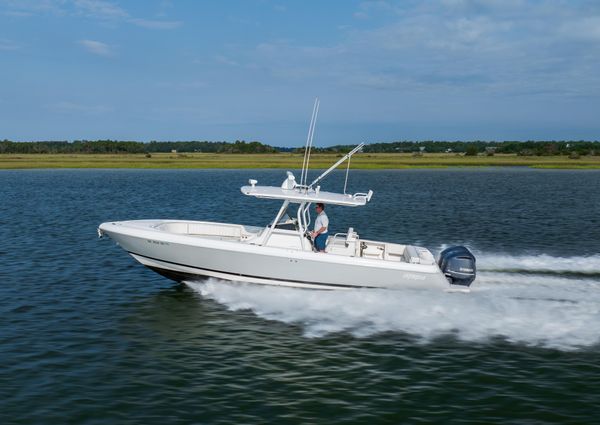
[{"x1": 311, "y1": 203, "x2": 328, "y2": 252}]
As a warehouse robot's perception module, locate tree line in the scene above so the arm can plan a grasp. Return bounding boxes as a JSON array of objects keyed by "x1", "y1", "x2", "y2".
[
  {"x1": 311, "y1": 140, "x2": 600, "y2": 156},
  {"x1": 1, "y1": 139, "x2": 599, "y2": 155},
  {"x1": 0, "y1": 140, "x2": 279, "y2": 154}
]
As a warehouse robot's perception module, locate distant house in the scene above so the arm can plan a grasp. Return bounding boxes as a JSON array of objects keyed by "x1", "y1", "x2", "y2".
[{"x1": 171, "y1": 149, "x2": 177, "y2": 154}]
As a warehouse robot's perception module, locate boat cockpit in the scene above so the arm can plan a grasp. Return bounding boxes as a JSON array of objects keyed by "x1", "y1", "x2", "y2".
[{"x1": 151, "y1": 218, "x2": 435, "y2": 265}]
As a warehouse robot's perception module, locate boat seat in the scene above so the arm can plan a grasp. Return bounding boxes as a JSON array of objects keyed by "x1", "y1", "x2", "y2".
[
  {"x1": 384, "y1": 244, "x2": 405, "y2": 261},
  {"x1": 404, "y1": 245, "x2": 421, "y2": 264},
  {"x1": 362, "y1": 245, "x2": 384, "y2": 259},
  {"x1": 415, "y1": 247, "x2": 435, "y2": 265},
  {"x1": 187, "y1": 223, "x2": 243, "y2": 238},
  {"x1": 325, "y1": 228, "x2": 358, "y2": 256}
]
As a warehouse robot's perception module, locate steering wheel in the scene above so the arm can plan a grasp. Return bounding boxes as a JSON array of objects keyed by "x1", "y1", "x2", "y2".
[{"x1": 304, "y1": 230, "x2": 314, "y2": 247}]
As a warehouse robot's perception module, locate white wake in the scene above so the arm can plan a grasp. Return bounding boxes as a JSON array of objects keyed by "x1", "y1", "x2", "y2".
[
  {"x1": 476, "y1": 252, "x2": 600, "y2": 275},
  {"x1": 186, "y1": 253, "x2": 600, "y2": 351}
]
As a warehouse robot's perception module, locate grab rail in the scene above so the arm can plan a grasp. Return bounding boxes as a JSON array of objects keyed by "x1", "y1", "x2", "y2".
[
  {"x1": 329, "y1": 232, "x2": 348, "y2": 247},
  {"x1": 353, "y1": 190, "x2": 374, "y2": 202}
]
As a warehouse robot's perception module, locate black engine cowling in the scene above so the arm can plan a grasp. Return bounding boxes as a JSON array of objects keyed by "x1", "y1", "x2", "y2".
[{"x1": 438, "y1": 246, "x2": 476, "y2": 287}]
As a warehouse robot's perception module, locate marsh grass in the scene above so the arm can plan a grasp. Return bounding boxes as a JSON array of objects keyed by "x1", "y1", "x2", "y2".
[{"x1": 1, "y1": 153, "x2": 600, "y2": 169}]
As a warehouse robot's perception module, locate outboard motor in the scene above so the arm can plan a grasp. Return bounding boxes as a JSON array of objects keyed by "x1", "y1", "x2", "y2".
[{"x1": 438, "y1": 246, "x2": 476, "y2": 287}]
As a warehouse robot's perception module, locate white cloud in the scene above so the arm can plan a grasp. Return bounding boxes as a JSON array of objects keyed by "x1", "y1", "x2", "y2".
[
  {"x1": 233, "y1": 0, "x2": 600, "y2": 101},
  {"x1": 2, "y1": 10, "x2": 32, "y2": 17},
  {"x1": 249, "y1": 41, "x2": 349, "y2": 81},
  {"x1": 1, "y1": 0, "x2": 183, "y2": 30},
  {"x1": 50, "y1": 101, "x2": 112, "y2": 115},
  {"x1": 155, "y1": 81, "x2": 207, "y2": 90},
  {"x1": 78, "y1": 39, "x2": 112, "y2": 56},
  {"x1": 0, "y1": 38, "x2": 20, "y2": 50},
  {"x1": 354, "y1": 0, "x2": 396, "y2": 18},
  {"x1": 0, "y1": 0, "x2": 67, "y2": 16},
  {"x1": 129, "y1": 18, "x2": 181, "y2": 29},
  {"x1": 73, "y1": 0, "x2": 127, "y2": 19},
  {"x1": 560, "y1": 16, "x2": 600, "y2": 41},
  {"x1": 215, "y1": 55, "x2": 240, "y2": 67}
]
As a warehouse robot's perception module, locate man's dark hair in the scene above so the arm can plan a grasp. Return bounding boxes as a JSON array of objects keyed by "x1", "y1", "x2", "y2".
[{"x1": 316, "y1": 203, "x2": 325, "y2": 209}]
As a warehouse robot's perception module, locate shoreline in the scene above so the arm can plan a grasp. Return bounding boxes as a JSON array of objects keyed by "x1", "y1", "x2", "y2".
[{"x1": 1, "y1": 153, "x2": 600, "y2": 169}]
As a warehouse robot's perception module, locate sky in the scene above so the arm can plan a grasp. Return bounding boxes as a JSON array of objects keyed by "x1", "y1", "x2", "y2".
[{"x1": 1, "y1": 0, "x2": 600, "y2": 147}]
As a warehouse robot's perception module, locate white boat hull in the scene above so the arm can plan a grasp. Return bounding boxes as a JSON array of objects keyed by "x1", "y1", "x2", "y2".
[{"x1": 99, "y1": 220, "x2": 454, "y2": 290}]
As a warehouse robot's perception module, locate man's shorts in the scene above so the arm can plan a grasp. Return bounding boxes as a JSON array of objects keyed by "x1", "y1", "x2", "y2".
[{"x1": 314, "y1": 233, "x2": 327, "y2": 251}]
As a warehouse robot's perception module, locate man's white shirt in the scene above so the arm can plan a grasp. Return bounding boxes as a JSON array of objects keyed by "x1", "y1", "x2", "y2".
[{"x1": 314, "y1": 211, "x2": 329, "y2": 234}]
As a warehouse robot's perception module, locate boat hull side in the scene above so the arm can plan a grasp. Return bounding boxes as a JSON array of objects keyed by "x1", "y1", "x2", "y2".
[
  {"x1": 100, "y1": 221, "x2": 450, "y2": 290},
  {"x1": 132, "y1": 253, "x2": 355, "y2": 290}
]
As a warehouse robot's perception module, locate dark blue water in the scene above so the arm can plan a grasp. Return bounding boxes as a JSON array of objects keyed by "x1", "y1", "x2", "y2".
[{"x1": 1, "y1": 168, "x2": 600, "y2": 424}]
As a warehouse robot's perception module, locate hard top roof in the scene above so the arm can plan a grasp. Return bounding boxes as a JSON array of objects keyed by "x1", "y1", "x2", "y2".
[{"x1": 241, "y1": 185, "x2": 371, "y2": 207}]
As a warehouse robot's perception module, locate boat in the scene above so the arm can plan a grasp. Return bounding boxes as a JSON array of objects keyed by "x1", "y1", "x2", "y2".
[{"x1": 98, "y1": 102, "x2": 476, "y2": 291}]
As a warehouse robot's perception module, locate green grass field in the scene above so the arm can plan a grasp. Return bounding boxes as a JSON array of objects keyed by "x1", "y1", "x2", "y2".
[{"x1": 1, "y1": 152, "x2": 600, "y2": 169}]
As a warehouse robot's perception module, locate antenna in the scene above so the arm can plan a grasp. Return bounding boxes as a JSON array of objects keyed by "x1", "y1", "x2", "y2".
[{"x1": 300, "y1": 98, "x2": 319, "y2": 187}]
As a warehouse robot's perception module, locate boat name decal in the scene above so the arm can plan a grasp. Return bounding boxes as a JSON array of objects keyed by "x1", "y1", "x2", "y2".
[
  {"x1": 403, "y1": 273, "x2": 427, "y2": 281},
  {"x1": 147, "y1": 239, "x2": 170, "y2": 246}
]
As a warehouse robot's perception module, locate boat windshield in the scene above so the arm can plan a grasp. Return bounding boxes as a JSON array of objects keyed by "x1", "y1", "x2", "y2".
[{"x1": 274, "y1": 203, "x2": 300, "y2": 230}]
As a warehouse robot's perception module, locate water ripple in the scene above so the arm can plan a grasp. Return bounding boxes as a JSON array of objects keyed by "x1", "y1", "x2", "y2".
[{"x1": 1, "y1": 169, "x2": 600, "y2": 424}]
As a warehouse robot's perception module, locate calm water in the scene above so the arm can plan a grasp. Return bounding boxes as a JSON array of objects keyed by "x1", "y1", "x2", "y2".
[{"x1": 1, "y1": 168, "x2": 599, "y2": 424}]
